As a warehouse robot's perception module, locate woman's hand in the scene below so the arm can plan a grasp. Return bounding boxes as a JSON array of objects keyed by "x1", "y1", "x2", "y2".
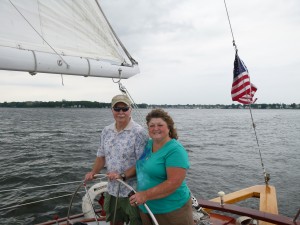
[{"x1": 129, "y1": 192, "x2": 147, "y2": 206}]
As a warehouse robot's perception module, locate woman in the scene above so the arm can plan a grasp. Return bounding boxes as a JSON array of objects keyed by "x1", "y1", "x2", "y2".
[{"x1": 129, "y1": 108, "x2": 193, "y2": 225}]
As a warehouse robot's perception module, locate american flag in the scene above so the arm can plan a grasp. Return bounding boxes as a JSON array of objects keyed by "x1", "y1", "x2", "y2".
[{"x1": 231, "y1": 53, "x2": 257, "y2": 104}]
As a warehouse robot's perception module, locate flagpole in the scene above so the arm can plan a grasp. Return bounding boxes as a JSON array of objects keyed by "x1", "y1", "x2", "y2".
[{"x1": 224, "y1": 0, "x2": 270, "y2": 185}]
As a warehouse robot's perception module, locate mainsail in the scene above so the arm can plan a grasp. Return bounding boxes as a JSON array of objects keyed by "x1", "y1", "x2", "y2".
[{"x1": 0, "y1": 0, "x2": 139, "y2": 78}]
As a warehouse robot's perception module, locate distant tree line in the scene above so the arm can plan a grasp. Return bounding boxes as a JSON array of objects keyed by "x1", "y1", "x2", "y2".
[
  {"x1": 0, "y1": 101, "x2": 299, "y2": 109},
  {"x1": 0, "y1": 101, "x2": 111, "y2": 108}
]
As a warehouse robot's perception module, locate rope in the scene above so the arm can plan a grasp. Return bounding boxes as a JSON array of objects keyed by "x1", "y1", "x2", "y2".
[
  {"x1": 223, "y1": 0, "x2": 238, "y2": 52},
  {"x1": 223, "y1": 0, "x2": 269, "y2": 184}
]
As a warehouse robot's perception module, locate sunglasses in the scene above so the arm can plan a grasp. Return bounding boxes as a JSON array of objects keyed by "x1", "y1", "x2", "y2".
[{"x1": 113, "y1": 107, "x2": 130, "y2": 112}]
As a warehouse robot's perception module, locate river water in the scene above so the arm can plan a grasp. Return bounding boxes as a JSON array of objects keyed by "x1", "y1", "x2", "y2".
[{"x1": 0, "y1": 108, "x2": 299, "y2": 224}]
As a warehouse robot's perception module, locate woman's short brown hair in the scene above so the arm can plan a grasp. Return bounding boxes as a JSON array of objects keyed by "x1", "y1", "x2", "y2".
[{"x1": 146, "y1": 109, "x2": 178, "y2": 139}]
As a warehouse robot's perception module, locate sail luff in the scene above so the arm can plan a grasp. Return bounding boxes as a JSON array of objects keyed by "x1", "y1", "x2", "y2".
[{"x1": 95, "y1": 0, "x2": 138, "y2": 66}]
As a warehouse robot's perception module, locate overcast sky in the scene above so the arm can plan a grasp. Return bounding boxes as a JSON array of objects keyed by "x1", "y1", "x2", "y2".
[{"x1": 1, "y1": 0, "x2": 299, "y2": 105}]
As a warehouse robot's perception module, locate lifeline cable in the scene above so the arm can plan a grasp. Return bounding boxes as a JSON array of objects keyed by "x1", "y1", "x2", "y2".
[
  {"x1": 0, "y1": 191, "x2": 85, "y2": 212},
  {"x1": 0, "y1": 180, "x2": 83, "y2": 193}
]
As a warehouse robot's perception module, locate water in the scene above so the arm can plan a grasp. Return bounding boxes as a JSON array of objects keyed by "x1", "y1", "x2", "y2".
[{"x1": 0, "y1": 108, "x2": 299, "y2": 224}]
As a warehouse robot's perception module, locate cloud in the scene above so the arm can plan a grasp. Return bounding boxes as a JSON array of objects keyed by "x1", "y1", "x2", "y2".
[{"x1": 0, "y1": 0, "x2": 299, "y2": 104}]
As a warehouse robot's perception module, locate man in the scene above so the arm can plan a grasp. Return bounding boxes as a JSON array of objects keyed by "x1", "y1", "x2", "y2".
[{"x1": 85, "y1": 94, "x2": 148, "y2": 225}]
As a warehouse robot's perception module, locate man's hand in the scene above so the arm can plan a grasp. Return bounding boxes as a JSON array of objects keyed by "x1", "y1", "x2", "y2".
[
  {"x1": 85, "y1": 171, "x2": 96, "y2": 181},
  {"x1": 106, "y1": 172, "x2": 120, "y2": 181}
]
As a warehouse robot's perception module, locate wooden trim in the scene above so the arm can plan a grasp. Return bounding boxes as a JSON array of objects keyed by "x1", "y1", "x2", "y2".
[
  {"x1": 199, "y1": 199, "x2": 296, "y2": 225},
  {"x1": 208, "y1": 185, "x2": 278, "y2": 213},
  {"x1": 202, "y1": 185, "x2": 294, "y2": 225}
]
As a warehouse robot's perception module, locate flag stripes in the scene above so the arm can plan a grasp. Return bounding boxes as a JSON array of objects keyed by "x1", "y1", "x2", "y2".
[{"x1": 231, "y1": 53, "x2": 257, "y2": 104}]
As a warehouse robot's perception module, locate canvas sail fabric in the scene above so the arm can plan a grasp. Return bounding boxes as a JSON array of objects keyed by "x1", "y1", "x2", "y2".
[
  {"x1": 0, "y1": 0, "x2": 139, "y2": 78},
  {"x1": 0, "y1": 0, "x2": 130, "y2": 64}
]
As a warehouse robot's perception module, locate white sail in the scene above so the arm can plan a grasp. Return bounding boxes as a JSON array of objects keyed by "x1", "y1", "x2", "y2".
[{"x1": 0, "y1": 0, "x2": 139, "y2": 78}]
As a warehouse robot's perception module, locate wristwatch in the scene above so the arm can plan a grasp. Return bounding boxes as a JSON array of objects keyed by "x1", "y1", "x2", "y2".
[{"x1": 120, "y1": 173, "x2": 126, "y2": 181}]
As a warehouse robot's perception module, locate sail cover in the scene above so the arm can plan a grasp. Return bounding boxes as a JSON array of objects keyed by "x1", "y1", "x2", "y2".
[{"x1": 0, "y1": 0, "x2": 139, "y2": 78}]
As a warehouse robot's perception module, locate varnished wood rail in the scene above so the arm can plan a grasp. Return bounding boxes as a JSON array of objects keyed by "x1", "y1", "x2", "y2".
[{"x1": 201, "y1": 185, "x2": 298, "y2": 225}]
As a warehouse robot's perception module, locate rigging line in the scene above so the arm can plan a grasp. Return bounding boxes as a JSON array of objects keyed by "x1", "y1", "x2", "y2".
[
  {"x1": 223, "y1": 0, "x2": 238, "y2": 52},
  {"x1": 8, "y1": 0, "x2": 70, "y2": 68},
  {"x1": 223, "y1": 1, "x2": 269, "y2": 184},
  {"x1": 0, "y1": 179, "x2": 104, "y2": 193},
  {"x1": 0, "y1": 180, "x2": 82, "y2": 193},
  {"x1": 249, "y1": 105, "x2": 270, "y2": 184},
  {"x1": 125, "y1": 89, "x2": 146, "y2": 128},
  {"x1": 113, "y1": 79, "x2": 145, "y2": 127},
  {"x1": 0, "y1": 191, "x2": 85, "y2": 212}
]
